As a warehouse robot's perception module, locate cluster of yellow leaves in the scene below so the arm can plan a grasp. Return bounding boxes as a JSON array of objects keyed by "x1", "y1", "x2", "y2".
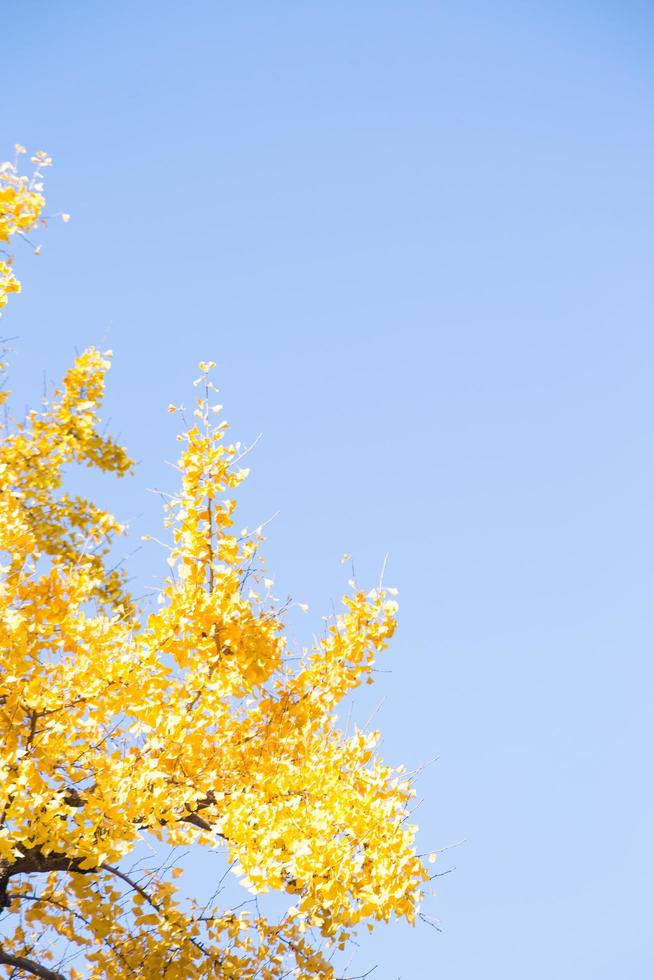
[
  {"x1": 0, "y1": 146, "x2": 52, "y2": 315},
  {"x1": 0, "y1": 160, "x2": 430, "y2": 980}
]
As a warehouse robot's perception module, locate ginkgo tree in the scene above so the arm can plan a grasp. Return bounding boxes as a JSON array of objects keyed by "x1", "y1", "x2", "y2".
[{"x1": 0, "y1": 150, "x2": 434, "y2": 979}]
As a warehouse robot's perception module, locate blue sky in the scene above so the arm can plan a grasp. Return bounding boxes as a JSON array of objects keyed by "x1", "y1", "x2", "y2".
[{"x1": 3, "y1": 2, "x2": 654, "y2": 977}]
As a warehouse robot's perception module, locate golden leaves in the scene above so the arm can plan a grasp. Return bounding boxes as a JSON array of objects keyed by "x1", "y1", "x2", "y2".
[
  {"x1": 0, "y1": 147, "x2": 51, "y2": 314},
  {"x1": 0, "y1": 172, "x2": 430, "y2": 973}
]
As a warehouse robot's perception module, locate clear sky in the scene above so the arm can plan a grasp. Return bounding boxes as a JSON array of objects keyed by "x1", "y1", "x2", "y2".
[{"x1": 3, "y1": 2, "x2": 654, "y2": 977}]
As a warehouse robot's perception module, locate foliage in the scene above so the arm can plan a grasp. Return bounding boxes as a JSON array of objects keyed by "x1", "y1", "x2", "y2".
[
  {"x1": 0, "y1": 153, "x2": 430, "y2": 979},
  {"x1": 0, "y1": 145, "x2": 61, "y2": 316}
]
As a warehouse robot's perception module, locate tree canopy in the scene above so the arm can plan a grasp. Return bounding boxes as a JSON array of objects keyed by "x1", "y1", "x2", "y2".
[{"x1": 0, "y1": 150, "x2": 430, "y2": 979}]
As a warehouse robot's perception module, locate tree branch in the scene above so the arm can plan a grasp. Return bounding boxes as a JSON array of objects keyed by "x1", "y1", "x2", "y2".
[
  {"x1": 100, "y1": 863, "x2": 158, "y2": 911},
  {"x1": 0, "y1": 948, "x2": 65, "y2": 980}
]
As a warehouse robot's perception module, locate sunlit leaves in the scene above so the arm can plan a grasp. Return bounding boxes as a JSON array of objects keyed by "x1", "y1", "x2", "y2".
[
  {"x1": 0, "y1": 146, "x2": 50, "y2": 314},
  {"x1": 0, "y1": 155, "x2": 430, "y2": 979}
]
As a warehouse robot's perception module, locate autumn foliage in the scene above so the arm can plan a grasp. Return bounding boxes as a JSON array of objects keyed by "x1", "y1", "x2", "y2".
[{"x1": 0, "y1": 153, "x2": 430, "y2": 979}]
